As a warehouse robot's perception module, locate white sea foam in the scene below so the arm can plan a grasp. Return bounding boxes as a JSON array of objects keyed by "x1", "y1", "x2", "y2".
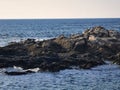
[{"x1": 13, "y1": 66, "x2": 40, "y2": 72}]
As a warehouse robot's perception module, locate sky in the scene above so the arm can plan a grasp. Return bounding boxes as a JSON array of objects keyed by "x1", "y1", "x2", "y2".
[{"x1": 0, "y1": 0, "x2": 120, "y2": 19}]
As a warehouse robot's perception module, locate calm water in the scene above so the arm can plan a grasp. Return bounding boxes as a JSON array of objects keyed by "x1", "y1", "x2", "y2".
[
  {"x1": 0, "y1": 18, "x2": 120, "y2": 46},
  {"x1": 0, "y1": 19, "x2": 120, "y2": 90},
  {"x1": 0, "y1": 63, "x2": 120, "y2": 90}
]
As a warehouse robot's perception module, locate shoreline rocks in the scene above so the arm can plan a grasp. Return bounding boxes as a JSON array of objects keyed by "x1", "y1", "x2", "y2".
[{"x1": 0, "y1": 26, "x2": 120, "y2": 73}]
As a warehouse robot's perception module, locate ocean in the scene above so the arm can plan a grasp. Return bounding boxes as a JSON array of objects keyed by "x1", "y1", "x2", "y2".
[
  {"x1": 0, "y1": 18, "x2": 120, "y2": 46},
  {"x1": 0, "y1": 18, "x2": 120, "y2": 90}
]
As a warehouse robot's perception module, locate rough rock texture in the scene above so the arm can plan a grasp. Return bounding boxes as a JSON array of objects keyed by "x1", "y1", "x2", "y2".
[{"x1": 0, "y1": 26, "x2": 120, "y2": 72}]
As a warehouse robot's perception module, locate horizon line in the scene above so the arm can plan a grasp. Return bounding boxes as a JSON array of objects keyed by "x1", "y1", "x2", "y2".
[{"x1": 0, "y1": 17, "x2": 120, "y2": 20}]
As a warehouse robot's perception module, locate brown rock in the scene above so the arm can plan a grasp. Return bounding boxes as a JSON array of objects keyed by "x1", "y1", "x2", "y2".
[{"x1": 83, "y1": 26, "x2": 109, "y2": 38}]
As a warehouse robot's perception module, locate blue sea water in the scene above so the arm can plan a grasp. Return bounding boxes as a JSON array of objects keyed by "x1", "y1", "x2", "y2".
[
  {"x1": 0, "y1": 18, "x2": 120, "y2": 90},
  {"x1": 0, "y1": 18, "x2": 120, "y2": 46}
]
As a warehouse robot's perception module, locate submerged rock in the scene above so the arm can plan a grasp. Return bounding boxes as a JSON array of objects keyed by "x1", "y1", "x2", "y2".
[
  {"x1": 0, "y1": 26, "x2": 120, "y2": 73},
  {"x1": 5, "y1": 71, "x2": 29, "y2": 75}
]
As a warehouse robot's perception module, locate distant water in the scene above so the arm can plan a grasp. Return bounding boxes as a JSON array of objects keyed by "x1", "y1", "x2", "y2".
[
  {"x1": 0, "y1": 19, "x2": 120, "y2": 90},
  {"x1": 0, "y1": 18, "x2": 120, "y2": 46}
]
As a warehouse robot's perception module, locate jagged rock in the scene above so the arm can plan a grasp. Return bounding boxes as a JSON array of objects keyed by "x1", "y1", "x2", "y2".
[
  {"x1": 108, "y1": 30, "x2": 120, "y2": 37},
  {"x1": 109, "y1": 52, "x2": 120, "y2": 65},
  {"x1": 54, "y1": 37, "x2": 74, "y2": 51},
  {"x1": 0, "y1": 43, "x2": 28, "y2": 56},
  {"x1": 73, "y1": 38, "x2": 87, "y2": 52},
  {"x1": 23, "y1": 39, "x2": 36, "y2": 44},
  {"x1": 42, "y1": 40, "x2": 63, "y2": 52},
  {"x1": 70, "y1": 34, "x2": 83, "y2": 39},
  {"x1": 83, "y1": 26, "x2": 109, "y2": 38},
  {"x1": 0, "y1": 26, "x2": 120, "y2": 73}
]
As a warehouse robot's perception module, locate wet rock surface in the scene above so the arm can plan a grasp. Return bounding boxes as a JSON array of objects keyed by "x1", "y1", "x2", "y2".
[{"x1": 0, "y1": 26, "x2": 120, "y2": 72}]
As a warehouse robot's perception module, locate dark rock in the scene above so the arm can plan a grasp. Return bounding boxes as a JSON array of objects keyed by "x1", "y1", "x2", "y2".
[
  {"x1": 108, "y1": 30, "x2": 120, "y2": 38},
  {"x1": 23, "y1": 39, "x2": 36, "y2": 45},
  {"x1": 0, "y1": 26, "x2": 120, "y2": 73},
  {"x1": 70, "y1": 33, "x2": 83, "y2": 39},
  {"x1": 42, "y1": 40, "x2": 63, "y2": 53},
  {"x1": 4, "y1": 71, "x2": 30, "y2": 75},
  {"x1": 54, "y1": 37, "x2": 74, "y2": 51},
  {"x1": 83, "y1": 26, "x2": 109, "y2": 38},
  {"x1": 0, "y1": 43, "x2": 28, "y2": 56},
  {"x1": 73, "y1": 38, "x2": 87, "y2": 52},
  {"x1": 110, "y1": 52, "x2": 120, "y2": 65}
]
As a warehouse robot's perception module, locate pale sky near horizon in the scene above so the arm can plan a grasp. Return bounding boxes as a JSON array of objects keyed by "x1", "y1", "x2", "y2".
[{"x1": 0, "y1": 0, "x2": 120, "y2": 19}]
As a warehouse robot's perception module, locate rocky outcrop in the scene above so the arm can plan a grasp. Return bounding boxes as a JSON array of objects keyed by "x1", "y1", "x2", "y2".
[
  {"x1": 83, "y1": 26, "x2": 109, "y2": 38},
  {"x1": 0, "y1": 26, "x2": 120, "y2": 73}
]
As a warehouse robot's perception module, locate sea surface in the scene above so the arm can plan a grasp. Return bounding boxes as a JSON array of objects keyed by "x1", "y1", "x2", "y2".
[
  {"x1": 0, "y1": 18, "x2": 120, "y2": 46},
  {"x1": 0, "y1": 18, "x2": 120, "y2": 90}
]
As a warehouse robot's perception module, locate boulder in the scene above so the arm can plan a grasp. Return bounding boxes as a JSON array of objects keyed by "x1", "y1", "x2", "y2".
[
  {"x1": 73, "y1": 38, "x2": 87, "y2": 52},
  {"x1": 83, "y1": 26, "x2": 109, "y2": 38},
  {"x1": 54, "y1": 37, "x2": 74, "y2": 51},
  {"x1": 112, "y1": 52, "x2": 120, "y2": 65},
  {"x1": 42, "y1": 40, "x2": 63, "y2": 52},
  {"x1": 23, "y1": 39, "x2": 36, "y2": 45},
  {"x1": 108, "y1": 30, "x2": 120, "y2": 38},
  {"x1": 70, "y1": 33, "x2": 83, "y2": 39}
]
